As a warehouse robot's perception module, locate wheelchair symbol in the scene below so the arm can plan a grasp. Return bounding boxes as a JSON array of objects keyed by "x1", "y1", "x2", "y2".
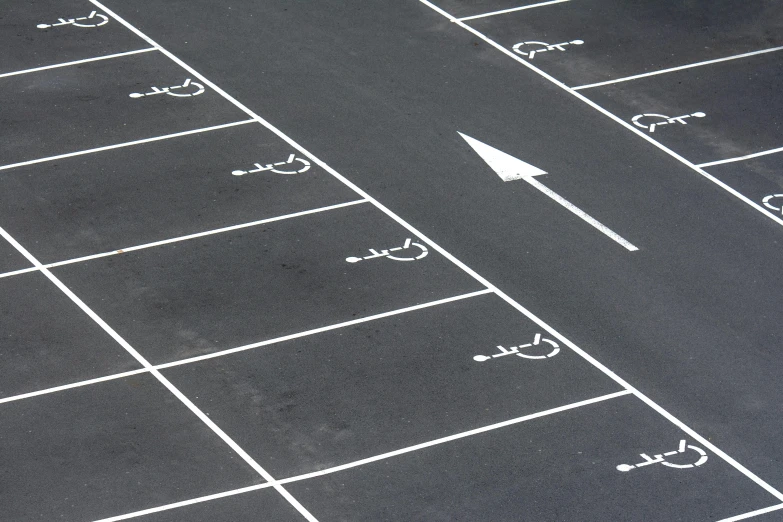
[
  {"x1": 37, "y1": 11, "x2": 109, "y2": 29},
  {"x1": 512, "y1": 40, "x2": 584, "y2": 59},
  {"x1": 232, "y1": 154, "x2": 311, "y2": 176},
  {"x1": 762, "y1": 194, "x2": 783, "y2": 215},
  {"x1": 473, "y1": 333, "x2": 560, "y2": 362},
  {"x1": 129, "y1": 78, "x2": 205, "y2": 99},
  {"x1": 346, "y1": 238, "x2": 428, "y2": 263},
  {"x1": 631, "y1": 112, "x2": 705, "y2": 133},
  {"x1": 617, "y1": 440, "x2": 708, "y2": 472}
]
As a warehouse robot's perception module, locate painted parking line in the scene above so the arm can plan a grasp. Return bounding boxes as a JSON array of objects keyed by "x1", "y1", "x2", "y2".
[
  {"x1": 572, "y1": 45, "x2": 783, "y2": 91},
  {"x1": 0, "y1": 289, "x2": 491, "y2": 407},
  {"x1": 0, "y1": 119, "x2": 254, "y2": 173},
  {"x1": 0, "y1": 47, "x2": 156, "y2": 79},
  {"x1": 92, "y1": 390, "x2": 629, "y2": 522},
  {"x1": 698, "y1": 146, "x2": 783, "y2": 169},
  {"x1": 418, "y1": 0, "x2": 783, "y2": 232},
  {"x1": 93, "y1": 483, "x2": 275, "y2": 522},
  {"x1": 456, "y1": 0, "x2": 570, "y2": 22},
  {"x1": 718, "y1": 503, "x2": 783, "y2": 522},
  {"x1": 93, "y1": 0, "x2": 783, "y2": 505}
]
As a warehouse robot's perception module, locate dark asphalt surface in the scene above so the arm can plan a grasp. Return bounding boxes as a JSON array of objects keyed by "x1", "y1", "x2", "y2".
[{"x1": 1, "y1": 0, "x2": 782, "y2": 520}]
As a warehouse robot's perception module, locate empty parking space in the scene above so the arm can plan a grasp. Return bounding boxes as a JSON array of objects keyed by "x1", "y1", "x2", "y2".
[
  {"x1": 0, "y1": 122, "x2": 359, "y2": 264},
  {"x1": 0, "y1": 0, "x2": 145, "y2": 75},
  {"x1": 51, "y1": 202, "x2": 483, "y2": 364},
  {"x1": 162, "y1": 293, "x2": 622, "y2": 477},
  {"x1": 0, "y1": 50, "x2": 246, "y2": 167},
  {"x1": 286, "y1": 393, "x2": 773, "y2": 521},
  {"x1": 462, "y1": 0, "x2": 783, "y2": 88},
  {"x1": 0, "y1": 373, "x2": 261, "y2": 521},
  {"x1": 583, "y1": 52, "x2": 783, "y2": 165}
]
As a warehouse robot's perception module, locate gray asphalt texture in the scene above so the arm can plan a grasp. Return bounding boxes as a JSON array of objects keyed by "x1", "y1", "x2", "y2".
[{"x1": 1, "y1": 0, "x2": 782, "y2": 520}]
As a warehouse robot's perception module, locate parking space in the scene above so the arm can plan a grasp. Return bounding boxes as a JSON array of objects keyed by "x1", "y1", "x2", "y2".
[
  {"x1": 0, "y1": 0, "x2": 144, "y2": 75},
  {"x1": 462, "y1": 0, "x2": 783, "y2": 88},
  {"x1": 0, "y1": 50, "x2": 246, "y2": 167},
  {"x1": 0, "y1": 122, "x2": 359, "y2": 264},
  {"x1": 582, "y1": 52, "x2": 783, "y2": 166},
  {"x1": 162, "y1": 292, "x2": 622, "y2": 477},
  {"x1": 51, "y1": 202, "x2": 483, "y2": 364},
  {"x1": 286, "y1": 393, "x2": 773, "y2": 521},
  {"x1": 0, "y1": 271, "x2": 141, "y2": 400},
  {"x1": 704, "y1": 155, "x2": 783, "y2": 222},
  {"x1": 0, "y1": 373, "x2": 261, "y2": 522}
]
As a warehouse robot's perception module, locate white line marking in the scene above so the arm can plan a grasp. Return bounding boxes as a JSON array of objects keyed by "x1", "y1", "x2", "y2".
[
  {"x1": 698, "y1": 146, "x2": 783, "y2": 168},
  {"x1": 0, "y1": 290, "x2": 490, "y2": 407},
  {"x1": 0, "y1": 120, "x2": 254, "y2": 173},
  {"x1": 0, "y1": 266, "x2": 41, "y2": 280},
  {"x1": 156, "y1": 289, "x2": 493, "y2": 370},
  {"x1": 572, "y1": 46, "x2": 783, "y2": 90},
  {"x1": 717, "y1": 503, "x2": 783, "y2": 522},
  {"x1": 93, "y1": 390, "x2": 628, "y2": 521},
  {"x1": 44, "y1": 200, "x2": 368, "y2": 269},
  {"x1": 457, "y1": 0, "x2": 570, "y2": 22},
  {"x1": 0, "y1": 48, "x2": 156, "y2": 79},
  {"x1": 92, "y1": 0, "x2": 783, "y2": 508},
  {"x1": 0, "y1": 369, "x2": 147, "y2": 405},
  {"x1": 93, "y1": 484, "x2": 274, "y2": 522},
  {"x1": 527, "y1": 176, "x2": 639, "y2": 250},
  {"x1": 421, "y1": 2, "x2": 783, "y2": 232},
  {"x1": 0, "y1": 226, "x2": 315, "y2": 520}
]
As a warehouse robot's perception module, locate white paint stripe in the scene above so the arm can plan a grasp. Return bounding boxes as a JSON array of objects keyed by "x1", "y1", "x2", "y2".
[
  {"x1": 93, "y1": 390, "x2": 628, "y2": 521},
  {"x1": 572, "y1": 46, "x2": 783, "y2": 90},
  {"x1": 0, "y1": 219, "x2": 316, "y2": 520},
  {"x1": 0, "y1": 290, "x2": 490, "y2": 408},
  {"x1": 419, "y1": 1, "x2": 783, "y2": 232},
  {"x1": 526, "y1": 176, "x2": 638, "y2": 251},
  {"x1": 717, "y1": 504, "x2": 783, "y2": 522},
  {"x1": 0, "y1": 120, "x2": 254, "y2": 173},
  {"x1": 0, "y1": 369, "x2": 148, "y2": 405},
  {"x1": 44, "y1": 200, "x2": 368, "y2": 269},
  {"x1": 93, "y1": 484, "x2": 274, "y2": 522},
  {"x1": 698, "y1": 146, "x2": 783, "y2": 168},
  {"x1": 0, "y1": 266, "x2": 41, "y2": 280},
  {"x1": 91, "y1": 0, "x2": 783, "y2": 509},
  {"x1": 156, "y1": 289, "x2": 494, "y2": 370},
  {"x1": 457, "y1": 0, "x2": 569, "y2": 21},
  {"x1": 0, "y1": 48, "x2": 156, "y2": 79},
  {"x1": 276, "y1": 390, "x2": 631, "y2": 485}
]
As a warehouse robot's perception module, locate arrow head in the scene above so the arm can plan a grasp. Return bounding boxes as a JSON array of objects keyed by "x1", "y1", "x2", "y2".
[{"x1": 459, "y1": 132, "x2": 547, "y2": 182}]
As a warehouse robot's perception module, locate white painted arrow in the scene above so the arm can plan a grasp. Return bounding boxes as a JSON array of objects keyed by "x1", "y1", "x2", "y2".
[{"x1": 459, "y1": 132, "x2": 638, "y2": 251}]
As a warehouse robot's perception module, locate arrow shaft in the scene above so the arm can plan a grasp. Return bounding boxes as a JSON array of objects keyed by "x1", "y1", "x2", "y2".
[{"x1": 524, "y1": 177, "x2": 639, "y2": 252}]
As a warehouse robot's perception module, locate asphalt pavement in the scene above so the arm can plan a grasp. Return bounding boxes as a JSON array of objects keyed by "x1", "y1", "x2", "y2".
[{"x1": 1, "y1": 0, "x2": 782, "y2": 520}]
